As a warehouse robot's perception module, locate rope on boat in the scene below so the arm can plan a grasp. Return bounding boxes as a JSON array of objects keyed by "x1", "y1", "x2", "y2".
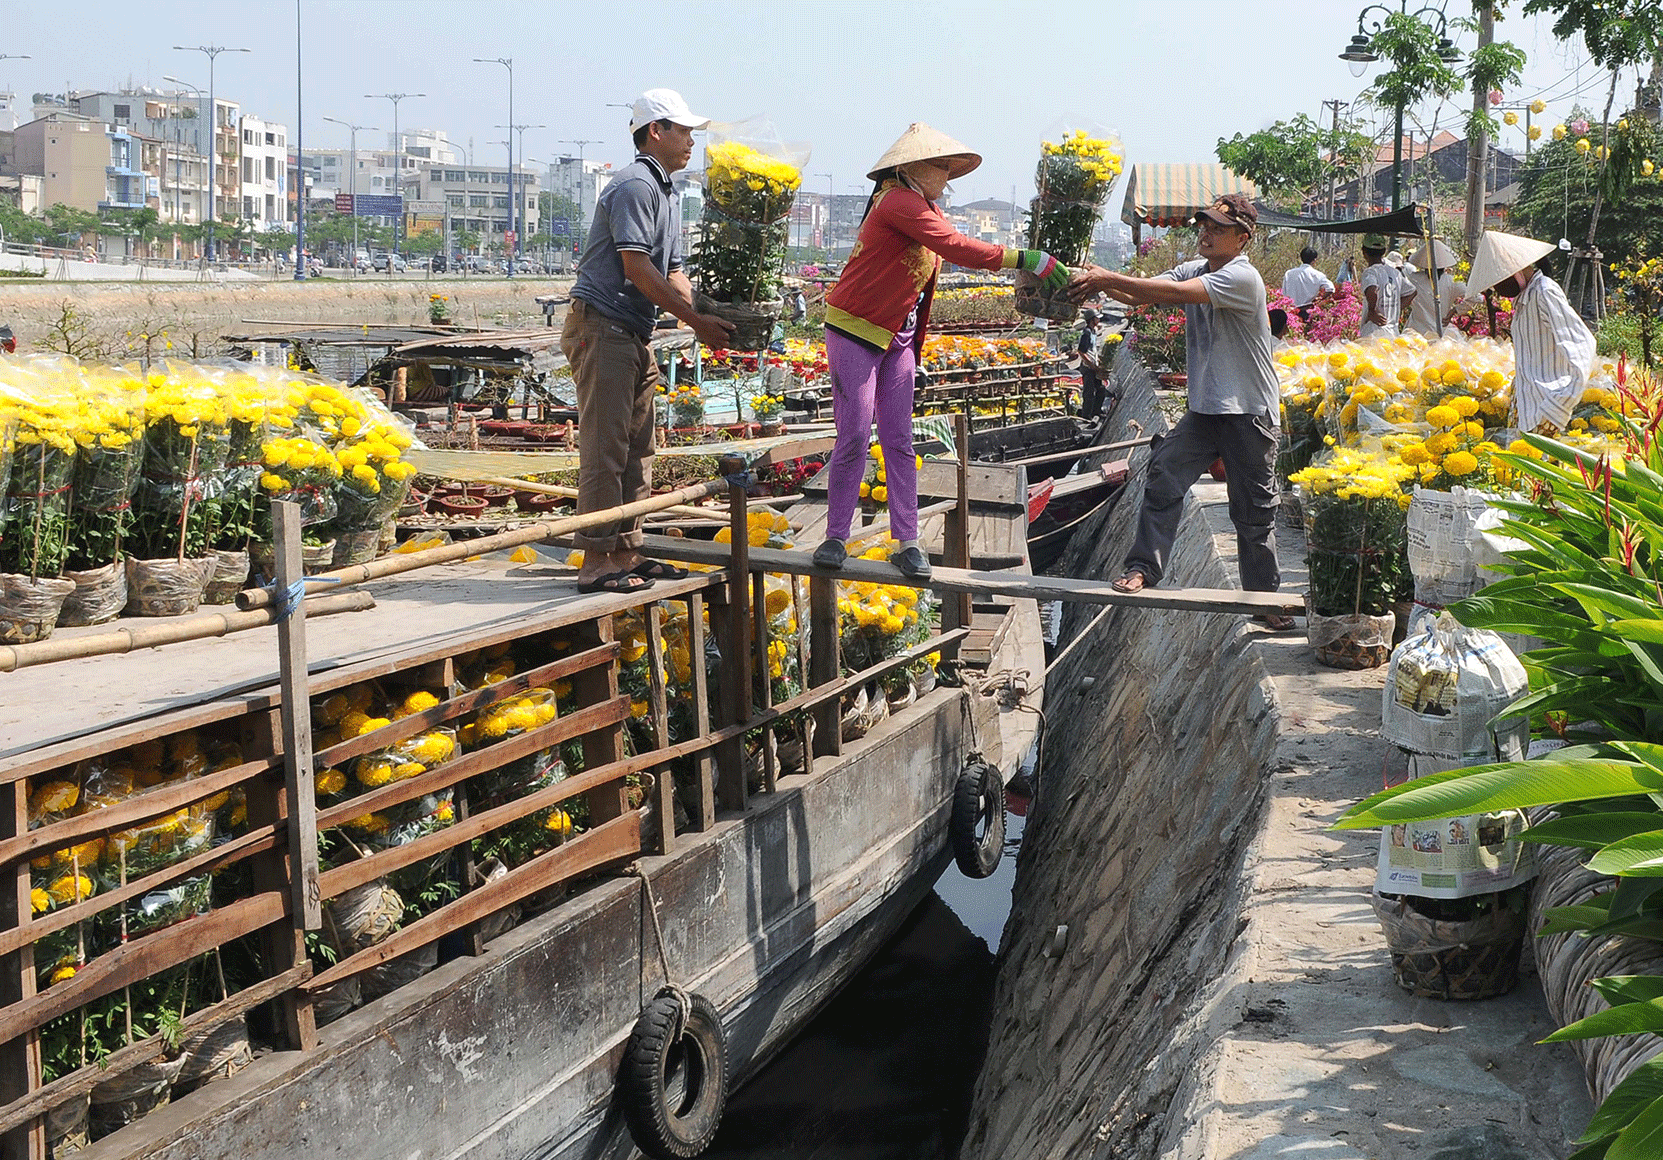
[{"x1": 631, "y1": 861, "x2": 692, "y2": 1043}]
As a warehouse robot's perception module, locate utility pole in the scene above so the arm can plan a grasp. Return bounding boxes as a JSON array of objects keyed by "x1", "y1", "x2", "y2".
[
  {"x1": 1464, "y1": 0, "x2": 1494, "y2": 255},
  {"x1": 558, "y1": 138, "x2": 599, "y2": 252},
  {"x1": 498, "y1": 122, "x2": 544, "y2": 266},
  {"x1": 472, "y1": 57, "x2": 514, "y2": 275},
  {"x1": 366, "y1": 92, "x2": 424, "y2": 255},
  {"x1": 1322, "y1": 99, "x2": 1347, "y2": 226},
  {"x1": 323, "y1": 116, "x2": 377, "y2": 274},
  {"x1": 293, "y1": 0, "x2": 306, "y2": 280},
  {"x1": 174, "y1": 44, "x2": 250, "y2": 263}
]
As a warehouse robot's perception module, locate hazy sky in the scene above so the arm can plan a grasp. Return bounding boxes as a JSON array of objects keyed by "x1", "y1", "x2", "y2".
[{"x1": 4, "y1": 0, "x2": 1620, "y2": 205}]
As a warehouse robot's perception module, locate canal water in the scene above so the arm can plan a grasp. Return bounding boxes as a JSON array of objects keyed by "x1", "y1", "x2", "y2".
[{"x1": 706, "y1": 815, "x2": 1026, "y2": 1159}]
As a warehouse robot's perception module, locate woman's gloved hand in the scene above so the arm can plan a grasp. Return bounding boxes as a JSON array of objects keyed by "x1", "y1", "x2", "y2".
[{"x1": 1018, "y1": 250, "x2": 1070, "y2": 291}]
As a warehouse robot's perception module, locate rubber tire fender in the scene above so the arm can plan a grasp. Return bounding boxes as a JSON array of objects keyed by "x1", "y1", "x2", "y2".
[
  {"x1": 619, "y1": 989, "x2": 728, "y2": 1159},
  {"x1": 951, "y1": 759, "x2": 1006, "y2": 879}
]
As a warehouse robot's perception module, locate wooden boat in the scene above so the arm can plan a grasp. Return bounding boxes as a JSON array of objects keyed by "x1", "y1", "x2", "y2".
[
  {"x1": 0, "y1": 460, "x2": 1044, "y2": 1160},
  {"x1": 1026, "y1": 461, "x2": 1130, "y2": 573}
]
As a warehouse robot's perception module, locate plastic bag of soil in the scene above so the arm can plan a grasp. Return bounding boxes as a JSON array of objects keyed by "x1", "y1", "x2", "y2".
[
  {"x1": 1305, "y1": 600, "x2": 1395, "y2": 670},
  {"x1": 201, "y1": 548, "x2": 249, "y2": 605},
  {"x1": 172, "y1": 1015, "x2": 253, "y2": 1095},
  {"x1": 325, "y1": 879, "x2": 404, "y2": 955},
  {"x1": 46, "y1": 1091, "x2": 90, "y2": 1155},
  {"x1": 89, "y1": 1057, "x2": 181, "y2": 1140},
  {"x1": 123, "y1": 555, "x2": 213, "y2": 618},
  {"x1": 360, "y1": 941, "x2": 438, "y2": 1002},
  {"x1": 329, "y1": 526, "x2": 381, "y2": 569},
  {"x1": 312, "y1": 975, "x2": 361, "y2": 1026},
  {"x1": 57, "y1": 560, "x2": 128, "y2": 627},
  {"x1": 0, "y1": 572, "x2": 75, "y2": 645}
]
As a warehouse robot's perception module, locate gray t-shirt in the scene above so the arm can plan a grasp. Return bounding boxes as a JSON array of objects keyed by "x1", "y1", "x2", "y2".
[
  {"x1": 1159, "y1": 255, "x2": 1278, "y2": 419},
  {"x1": 572, "y1": 154, "x2": 683, "y2": 339}
]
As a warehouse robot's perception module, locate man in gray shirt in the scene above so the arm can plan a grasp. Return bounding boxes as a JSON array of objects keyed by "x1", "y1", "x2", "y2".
[
  {"x1": 562, "y1": 88, "x2": 733, "y2": 593},
  {"x1": 1066, "y1": 193, "x2": 1289, "y2": 625}
]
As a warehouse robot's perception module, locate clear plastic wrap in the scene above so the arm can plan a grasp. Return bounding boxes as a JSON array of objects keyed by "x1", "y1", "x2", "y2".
[
  {"x1": 326, "y1": 879, "x2": 404, "y2": 954},
  {"x1": 1305, "y1": 600, "x2": 1395, "y2": 670},
  {"x1": 693, "y1": 117, "x2": 809, "y2": 325},
  {"x1": 0, "y1": 572, "x2": 75, "y2": 644},
  {"x1": 201, "y1": 547, "x2": 250, "y2": 605},
  {"x1": 123, "y1": 555, "x2": 213, "y2": 618},
  {"x1": 57, "y1": 560, "x2": 128, "y2": 627},
  {"x1": 1016, "y1": 121, "x2": 1124, "y2": 321},
  {"x1": 360, "y1": 942, "x2": 437, "y2": 1002}
]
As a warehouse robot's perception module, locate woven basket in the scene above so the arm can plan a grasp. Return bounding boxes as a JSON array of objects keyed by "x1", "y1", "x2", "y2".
[{"x1": 1371, "y1": 887, "x2": 1528, "y2": 1000}]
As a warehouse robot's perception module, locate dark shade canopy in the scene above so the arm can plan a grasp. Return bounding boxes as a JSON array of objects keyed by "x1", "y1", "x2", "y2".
[{"x1": 1249, "y1": 202, "x2": 1427, "y2": 237}]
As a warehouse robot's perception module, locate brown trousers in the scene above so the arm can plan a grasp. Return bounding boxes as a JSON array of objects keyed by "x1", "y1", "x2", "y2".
[{"x1": 561, "y1": 299, "x2": 659, "y2": 552}]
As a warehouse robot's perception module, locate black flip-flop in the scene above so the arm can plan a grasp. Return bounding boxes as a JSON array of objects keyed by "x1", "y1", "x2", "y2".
[
  {"x1": 577, "y1": 570, "x2": 655, "y2": 594},
  {"x1": 632, "y1": 560, "x2": 690, "y2": 580}
]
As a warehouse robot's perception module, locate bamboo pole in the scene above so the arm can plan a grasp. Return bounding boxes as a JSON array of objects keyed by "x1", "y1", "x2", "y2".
[
  {"x1": 472, "y1": 475, "x2": 721, "y2": 522},
  {"x1": 0, "y1": 591, "x2": 375, "y2": 674},
  {"x1": 236, "y1": 476, "x2": 731, "y2": 611}
]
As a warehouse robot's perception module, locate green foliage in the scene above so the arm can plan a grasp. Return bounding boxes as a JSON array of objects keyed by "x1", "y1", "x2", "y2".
[
  {"x1": 1363, "y1": 12, "x2": 1466, "y2": 119},
  {"x1": 1463, "y1": 37, "x2": 1528, "y2": 143},
  {"x1": 1215, "y1": 113, "x2": 1375, "y2": 207},
  {"x1": 1521, "y1": 0, "x2": 1663, "y2": 70},
  {"x1": 1332, "y1": 417, "x2": 1663, "y2": 1155},
  {"x1": 42, "y1": 203, "x2": 99, "y2": 247},
  {"x1": 1511, "y1": 114, "x2": 1663, "y2": 265}
]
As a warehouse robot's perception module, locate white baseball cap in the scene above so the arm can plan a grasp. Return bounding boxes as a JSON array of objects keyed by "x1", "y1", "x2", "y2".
[{"x1": 628, "y1": 89, "x2": 710, "y2": 134}]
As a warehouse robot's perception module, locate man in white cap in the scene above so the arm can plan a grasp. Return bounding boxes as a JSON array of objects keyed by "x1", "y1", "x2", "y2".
[
  {"x1": 562, "y1": 88, "x2": 735, "y2": 593},
  {"x1": 1466, "y1": 230, "x2": 1596, "y2": 435}
]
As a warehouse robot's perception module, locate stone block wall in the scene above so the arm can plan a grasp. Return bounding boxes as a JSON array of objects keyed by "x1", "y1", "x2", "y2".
[{"x1": 962, "y1": 363, "x2": 1280, "y2": 1160}]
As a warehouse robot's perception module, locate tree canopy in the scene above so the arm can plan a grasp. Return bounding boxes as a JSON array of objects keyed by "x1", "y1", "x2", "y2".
[
  {"x1": 1215, "y1": 114, "x2": 1374, "y2": 207},
  {"x1": 1510, "y1": 114, "x2": 1663, "y2": 262}
]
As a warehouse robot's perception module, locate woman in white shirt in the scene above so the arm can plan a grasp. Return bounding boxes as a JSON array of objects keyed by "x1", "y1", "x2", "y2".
[{"x1": 1404, "y1": 239, "x2": 1462, "y2": 335}]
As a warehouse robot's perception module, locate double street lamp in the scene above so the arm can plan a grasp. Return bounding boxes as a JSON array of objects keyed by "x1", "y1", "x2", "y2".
[
  {"x1": 472, "y1": 57, "x2": 516, "y2": 276},
  {"x1": 1337, "y1": 2, "x2": 1461, "y2": 210},
  {"x1": 497, "y1": 122, "x2": 544, "y2": 269},
  {"x1": 173, "y1": 44, "x2": 250, "y2": 262},
  {"x1": 366, "y1": 91, "x2": 424, "y2": 255},
  {"x1": 323, "y1": 115, "x2": 378, "y2": 273}
]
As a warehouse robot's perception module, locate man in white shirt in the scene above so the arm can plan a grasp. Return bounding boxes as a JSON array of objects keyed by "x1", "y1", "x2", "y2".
[
  {"x1": 1359, "y1": 235, "x2": 1405, "y2": 337},
  {"x1": 1404, "y1": 240, "x2": 1461, "y2": 336},
  {"x1": 1281, "y1": 246, "x2": 1334, "y2": 324},
  {"x1": 1466, "y1": 230, "x2": 1596, "y2": 434}
]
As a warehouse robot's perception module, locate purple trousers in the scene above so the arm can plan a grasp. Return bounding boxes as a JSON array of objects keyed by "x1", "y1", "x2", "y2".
[{"x1": 825, "y1": 321, "x2": 919, "y2": 541}]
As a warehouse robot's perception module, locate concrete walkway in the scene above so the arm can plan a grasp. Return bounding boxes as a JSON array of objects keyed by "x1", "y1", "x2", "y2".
[{"x1": 1166, "y1": 481, "x2": 1592, "y2": 1160}]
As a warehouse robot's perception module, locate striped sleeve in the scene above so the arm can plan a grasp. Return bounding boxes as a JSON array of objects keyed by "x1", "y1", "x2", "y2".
[{"x1": 1511, "y1": 276, "x2": 1598, "y2": 433}]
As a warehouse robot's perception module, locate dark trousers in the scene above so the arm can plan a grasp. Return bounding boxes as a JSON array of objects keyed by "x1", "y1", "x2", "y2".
[
  {"x1": 1125, "y1": 410, "x2": 1281, "y2": 591},
  {"x1": 1081, "y1": 369, "x2": 1105, "y2": 419}
]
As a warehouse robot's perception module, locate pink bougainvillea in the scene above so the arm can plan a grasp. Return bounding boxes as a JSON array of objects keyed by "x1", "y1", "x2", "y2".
[
  {"x1": 1266, "y1": 287, "x2": 1308, "y2": 341},
  {"x1": 1303, "y1": 281, "x2": 1363, "y2": 344}
]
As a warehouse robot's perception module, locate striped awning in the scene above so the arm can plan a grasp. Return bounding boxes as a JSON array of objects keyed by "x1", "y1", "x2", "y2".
[{"x1": 1121, "y1": 164, "x2": 1257, "y2": 228}]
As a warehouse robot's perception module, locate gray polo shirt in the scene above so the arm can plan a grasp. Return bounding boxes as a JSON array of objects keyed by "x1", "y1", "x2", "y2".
[
  {"x1": 572, "y1": 153, "x2": 683, "y2": 339},
  {"x1": 1158, "y1": 255, "x2": 1278, "y2": 421}
]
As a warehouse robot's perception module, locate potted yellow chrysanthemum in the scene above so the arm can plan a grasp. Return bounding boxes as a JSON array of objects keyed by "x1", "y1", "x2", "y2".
[{"x1": 1016, "y1": 127, "x2": 1123, "y2": 322}]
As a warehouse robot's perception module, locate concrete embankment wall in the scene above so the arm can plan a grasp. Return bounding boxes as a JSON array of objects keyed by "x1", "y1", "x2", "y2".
[
  {"x1": 0, "y1": 276, "x2": 572, "y2": 360},
  {"x1": 962, "y1": 362, "x2": 1280, "y2": 1160}
]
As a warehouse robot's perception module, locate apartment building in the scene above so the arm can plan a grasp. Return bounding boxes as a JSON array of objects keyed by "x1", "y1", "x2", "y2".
[
  {"x1": 239, "y1": 113, "x2": 287, "y2": 231},
  {"x1": 10, "y1": 113, "x2": 120, "y2": 212},
  {"x1": 409, "y1": 161, "x2": 539, "y2": 252}
]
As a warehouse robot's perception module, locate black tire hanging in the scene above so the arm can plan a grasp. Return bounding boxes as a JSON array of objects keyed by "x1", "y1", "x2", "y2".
[
  {"x1": 951, "y1": 759, "x2": 1006, "y2": 878},
  {"x1": 620, "y1": 989, "x2": 729, "y2": 1159}
]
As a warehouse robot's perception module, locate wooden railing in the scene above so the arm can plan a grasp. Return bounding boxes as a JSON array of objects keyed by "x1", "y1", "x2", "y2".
[{"x1": 0, "y1": 450, "x2": 977, "y2": 1158}]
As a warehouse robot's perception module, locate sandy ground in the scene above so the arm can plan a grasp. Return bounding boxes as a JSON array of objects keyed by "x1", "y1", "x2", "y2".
[
  {"x1": 1165, "y1": 484, "x2": 1593, "y2": 1160},
  {"x1": 0, "y1": 276, "x2": 575, "y2": 363}
]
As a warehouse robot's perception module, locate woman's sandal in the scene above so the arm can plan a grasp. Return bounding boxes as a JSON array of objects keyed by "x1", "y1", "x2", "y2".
[
  {"x1": 577, "y1": 570, "x2": 655, "y2": 595},
  {"x1": 632, "y1": 560, "x2": 690, "y2": 580},
  {"x1": 1253, "y1": 613, "x2": 1297, "y2": 631},
  {"x1": 1110, "y1": 570, "x2": 1147, "y2": 594}
]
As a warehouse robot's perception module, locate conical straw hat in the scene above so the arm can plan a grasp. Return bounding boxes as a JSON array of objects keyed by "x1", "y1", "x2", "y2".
[
  {"x1": 1406, "y1": 238, "x2": 1457, "y2": 271},
  {"x1": 866, "y1": 123, "x2": 982, "y2": 181},
  {"x1": 1467, "y1": 230, "x2": 1556, "y2": 294}
]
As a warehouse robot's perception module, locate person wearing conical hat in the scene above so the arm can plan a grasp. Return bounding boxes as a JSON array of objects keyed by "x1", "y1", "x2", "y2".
[
  {"x1": 812, "y1": 123, "x2": 1069, "y2": 581},
  {"x1": 1466, "y1": 230, "x2": 1595, "y2": 435}
]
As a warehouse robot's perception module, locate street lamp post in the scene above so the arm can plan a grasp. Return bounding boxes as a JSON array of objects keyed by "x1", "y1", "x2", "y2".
[
  {"x1": 323, "y1": 115, "x2": 377, "y2": 274},
  {"x1": 472, "y1": 57, "x2": 515, "y2": 276},
  {"x1": 815, "y1": 172, "x2": 832, "y2": 257},
  {"x1": 293, "y1": 0, "x2": 305, "y2": 281},
  {"x1": 366, "y1": 91, "x2": 424, "y2": 254},
  {"x1": 497, "y1": 122, "x2": 544, "y2": 269},
  {"x1": 558, "y1": 138, "x2": 599, "y2": 252},
  {"x1": 1337, "y1": 3, "x2": 1460, "y2": 211},
  {"x1": 173, "y1": 45, "x2": 250, "y2": 262},
  {"x1": 162, "y1": 74, "x2": 204, "y2": 257}
]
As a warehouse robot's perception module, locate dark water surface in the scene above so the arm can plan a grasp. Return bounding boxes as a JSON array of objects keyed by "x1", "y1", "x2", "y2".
[{"x1": 706, "y1": 816, "x2": 1026, "y2": 1159}]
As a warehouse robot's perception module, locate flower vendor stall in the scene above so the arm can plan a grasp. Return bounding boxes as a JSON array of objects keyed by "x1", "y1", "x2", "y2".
[
  {"x1": 691, "y1": 119, "x2": 810, "y2": 351},
  {"x1": 1015, "y1": 127, "x2": 1124, "y2": 323}
]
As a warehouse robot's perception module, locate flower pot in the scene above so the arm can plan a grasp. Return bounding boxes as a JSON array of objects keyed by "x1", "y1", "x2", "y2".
[
  {"x1": 435, "y1": 494, "x2": 488, "y2": 518},
  {"x1": 331, "y1": 527, "x2": 381, "y2": 569},
  {"x1": 58, "y1": 561, "x2": 128, "y2": 628},
  {"x1": 302, "y1": 541, "x2": 336, "y2": 575},
  {"x1": 693, "y1": 289, "x2": 780, "y2": 351},
  {"x1": 1370, "y1": 887, "x2": 1527, "y2": 1000},
  {"x1": 1013, "y1": 268, "x2": 1079, "y2": 323},
  {"x1": 478, "y1": 485, "x2": 514, "y2": 508},
  {"x1": 0, "y1": 573, "x2": 77, "y2": 643},
  {"x1": 124, "y1": 556, "x2": 214, "y2": 618},
  {"x1": 1156, "y1": 373, "x2": 1188, "y2": 388},
  {"x1": 759, "y1": 419, "x2": 785, "y2": 438},
  {"x1": 523, "y1": 493, "x2": 563, "y2": 514},
  {"x1": 1305, "y1": 597, "x2": 1394, "y2": 670},
  {"x1": 399, "y1": 490, "x2": 428, "y2": 519},
  {"x1": 202, "y1": 548, "x2": 251, "y2": 605},
  {"x1": 431, "y1": 482, "x2": 469, "y2": 499}
]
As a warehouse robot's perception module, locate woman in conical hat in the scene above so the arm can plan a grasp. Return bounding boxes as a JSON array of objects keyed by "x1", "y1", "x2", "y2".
[
  {"x1": 813, "y1": 123, "x2": 1068, "y2": 581},
  {"x1": 1468, "y1": 230, "x2": 1595, "y2": 435}
]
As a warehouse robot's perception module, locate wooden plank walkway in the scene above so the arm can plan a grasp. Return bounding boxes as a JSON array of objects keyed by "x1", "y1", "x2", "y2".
[{"x1": 637, "y1": 536, "x2": 1305, "y2": 617}]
